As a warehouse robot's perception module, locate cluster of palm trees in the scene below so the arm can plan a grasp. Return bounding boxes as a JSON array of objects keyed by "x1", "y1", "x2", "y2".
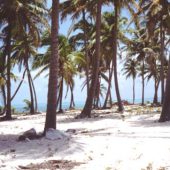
[
  {"x1": 0, "y1": 0, "x2": 169, "y2": 132},
  {"x1": 0, "y1": 0, "x2": 47, "y2": 120}
]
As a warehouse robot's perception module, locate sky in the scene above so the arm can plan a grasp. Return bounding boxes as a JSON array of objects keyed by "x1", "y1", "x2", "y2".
[{"x1": 7, "y1": 1, "x2": 161, "y2": 108}]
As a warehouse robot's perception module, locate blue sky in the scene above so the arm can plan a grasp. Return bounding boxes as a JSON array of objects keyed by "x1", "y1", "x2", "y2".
[{"x1": 8, "y1": 1, "x2": 161, "y2": 108}]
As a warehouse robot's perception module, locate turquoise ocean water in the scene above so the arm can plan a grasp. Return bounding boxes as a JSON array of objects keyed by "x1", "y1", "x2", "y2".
[{"x1": 13, "y1": 97, "x2": 160, "y2": 112}]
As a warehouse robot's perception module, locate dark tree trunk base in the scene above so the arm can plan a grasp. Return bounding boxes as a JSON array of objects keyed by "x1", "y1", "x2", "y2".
[
  {"x1": 117, "y1": 105, "x2": 124, "y2": 113},
  {"x1": 57, "y1": 109, "x2": 64, "y2": 114},
  {"x1": 158, "y1": 118, "x2": 170, "y2": 123},
  {"x1": 102, "y1": 106, "x2": 111, "y2": 110},
  {"x1": 0, "y1": 116, "x2": 14, "y2": 121},
  {"x1": 158, "y1": 116, "x2": 170, "y2": 122},
  {"x1": 69, "y1": 107, "x2": 75, "y2": 110},
  {"x1": 75, "y1": 113, "x2": 91, "y2": 119}
]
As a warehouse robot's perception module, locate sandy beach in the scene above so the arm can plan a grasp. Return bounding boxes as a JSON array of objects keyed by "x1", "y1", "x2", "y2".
[{"x1": 0, "y1": 105, "x2": 170, "y2": 170}]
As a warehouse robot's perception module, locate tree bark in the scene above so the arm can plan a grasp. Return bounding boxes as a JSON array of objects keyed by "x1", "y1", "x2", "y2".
[
  {"x1": 58, "y1": 76, "x2": 63, "y2": 113},
  {"x1": 30, "y1": 75, "x2": 38, "y2": 112},
  {"x1": 78, "y1": 0, "x2": 102, "y2": 118},
  {"x1": 109, "y1": 91, "x2": 112, "y2": 106},
  {"x1": 95, "y1": 77, "x2": 100, "y2": 109},
  {"x1": 141, "y1": 60, "x2": 145, "y2": 105},
  {"x1": 159, "y1": 61, "x2": 170, "y2": 122},
  {"x1": 160, "y1": 19, "x2": 165, "y2": 104},
  {"x1": 44, "y1": 0, "x2": 59, "y2": 131},
  {"x1": 113, "y1": 2, "x2": 124, "y2": 112},
  {"x1": 69, "y1": 84, "x2": 75, "y2": 109},
  {"x1": 56, "y1": 84, "x2": 61, "y2": 110},
  {"x1": 0, "y1": 51, "x2": 6, "y2": 114},
  {"x1": 103, "y1": 62, "x2": 113, "y2": 109},
  {"x1": 0, "y1": 85, "x2": 6, "y2": 115},
  {"x1": 82, "y1": 10, "x2": 89, "y2": 96},
  {"x1": 5, "y1": 26, "x2": 12, "y2": 120},
  {"x1": 26, "y1": 61, "x2": 35, "y2": 114},
  {"x1": 133, "y1": 77, "x2": 135, "y2": 104},
  {"x1": 153, "y1": 78, "x2": 159, "y2": 104},
  {"x1": 11, "y1": 69, "x2": 27, "y2": 101}
]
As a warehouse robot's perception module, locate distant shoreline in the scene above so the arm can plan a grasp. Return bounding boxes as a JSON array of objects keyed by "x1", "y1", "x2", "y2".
[{"x1": 11, "y1": 97, "x2": 161, "y2": 112}]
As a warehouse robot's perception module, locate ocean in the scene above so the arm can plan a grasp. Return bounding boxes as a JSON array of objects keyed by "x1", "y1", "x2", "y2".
[{"x1": 12, "y1": 97, "x2": 160, "y2": 112}]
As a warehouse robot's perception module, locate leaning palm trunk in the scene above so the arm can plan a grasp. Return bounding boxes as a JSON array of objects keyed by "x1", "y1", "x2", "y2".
[
  {"x1": 44, "y1": 0, "x2": 59, "y2": 131},
  {"x1": 113, "y1": 2, "x2": 124, "y2": 112},
  {"x1": 26, "y1": 61, "x2": 35, "y2": 114},
  {"x1": 56, "y1": 86, "x2": 61, "y2": 110},
  {"x1": 159, "y1": 61, "x2": 170, "y2": 122},
  {"x1": 11, "y1": 69, "x2": 27, "y2": 101},
  {"x1": 109, "y1": 92, "x2": 112, "y2": 106},
  {"x1": 103, "y1": 62, "x2": 114, "y2": 108},
  {"x1": 30, "y1": 75, "x2": 38, "y2": 112},
  {"x1": 78, "y1": 1, "x2": 102, "y2": 118}
]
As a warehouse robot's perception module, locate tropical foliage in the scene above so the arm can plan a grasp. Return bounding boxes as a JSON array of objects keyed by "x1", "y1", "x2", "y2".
[{"x1": 0, "y1": 0, "x2": 169, "y2": 127}]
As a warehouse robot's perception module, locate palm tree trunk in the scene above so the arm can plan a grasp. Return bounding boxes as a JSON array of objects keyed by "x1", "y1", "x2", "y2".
[
  {"x1": 159, "y1": 61, "x2": 170, "y2": 122},
  {"x1": 2, "y1": 85, "x2": 6, "y2": 106},
  {"x1": 30, "y1": 75, "x2": 38, "y2": 112},
  {"x1": 78, "y1": 0, "x2": 102, "y2": 118},
  {"x1": 59, "y1": 76, "x2": 63, "y2": 113},
  {"x1": 26, "y1": 61, "x2": 35, "y2": 114},
  {"x1": 11, "y1": 69, "x2": 27, "y2": 101},
  {"x1": 82, "y1": 10, "x2": 89, "y2": 95},
  {"x1": 153, "y1": 78, "x2": 157, "y2": 104},
  {"x1": 141, "y1": 60, "x2": 145, "y2": 105},
  {"x1": 109, "y1": 91, "x2": 112, "y2": 106},
  {"x1": 133, "y1": 77, "x2": 135, "y2": 104},
  {"x1": 6, "y1": 26, "x2": 12, "y2": 120},
  {"x1": 0, "y1": 52, "x2": 6, "y2": 114},
  {"x1": 153, "y1": 78, "x2": 159, "y2": 104},
  {"x1": 113, "y1": 2, "x2": 124, "y2": 112},
  {"x1": 160, "y1": 19, "x2": 165, "y2": 104},
  {"x1": 56, "y1": 84, "x2": 61, "y2": 110},
  {"x1": 0, "y1": 85, "x2": 6, "y2": 115},
  {"x1": 44, "y1": 0, "x2": 59, "y2": 131},
  {"x1": 103, "y1": 62, "x2": 113, "y2": 108},
  {"x1": 69, "y1": 84, "x2": 75, "y2": 109},
  {"x1": 95, "y1": 78, "x2": 100, "y2": 109}
]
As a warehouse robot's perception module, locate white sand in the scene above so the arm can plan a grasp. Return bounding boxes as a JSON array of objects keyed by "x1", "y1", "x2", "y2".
[{"x1": 0, "y1": 108, "x2": 170, "y2": 170}]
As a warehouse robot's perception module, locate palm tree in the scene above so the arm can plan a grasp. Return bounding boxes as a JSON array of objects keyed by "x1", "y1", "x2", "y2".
[
  {"x1": 159, "y1": 60, "x2": 170, "y2": 122},
  {"x1": 123, "y1": 58, "x2": 137, "y2": 104},
  {"x1": 44, "y1": 0, "x2": 59, "y2": 131},
  {"x1": 0, "y1": 0, "x2": 47, "y2": 119},
  {"x1": 61, "y1": 0, "x2": 91, "y2": 95},
  {"x1": 78, "y1": 0, "x2": 102, "y2": 118},
  {"x1": 112, "y1": 0, "x2": 124, "y2": 112},
  {"x1": 33, "y1": 32, "x2": 81, "y2": 112},
  {"x1": 137, "y1": 0, "x2": 170, "y2": 113},
  {"x1": 0, "y1": 1, "x2": 13, "y2": 119},
  {"x1": 139, "y1": 0, "x2": 170, "y2": 105},
  {"x1": 145, "y1": 61, "x2": 160, "y2": 104},
  {"x1": 99, "y1": 12, "x2": 129, "y2": 109},
  {"x1": 12, "y1": 37, "x2": 39, "y2": 114}
]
